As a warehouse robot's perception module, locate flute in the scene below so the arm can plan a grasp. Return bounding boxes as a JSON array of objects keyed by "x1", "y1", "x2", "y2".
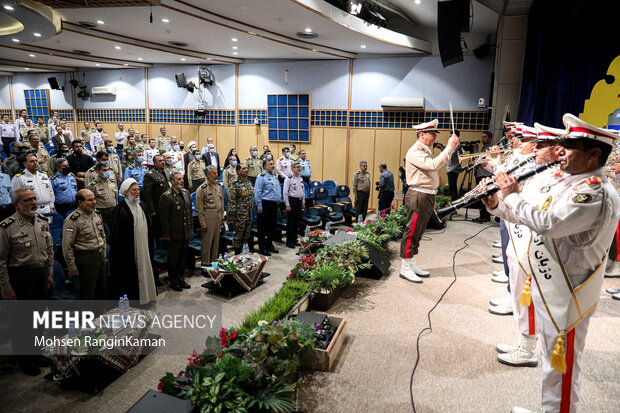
[{"x1": 437, "y1": 160, "x2": 559, "y2": 219}]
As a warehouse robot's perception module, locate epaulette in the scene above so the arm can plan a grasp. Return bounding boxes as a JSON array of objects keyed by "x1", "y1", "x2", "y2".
[
  {"x1": 128, "y1": 165, "x2": 135, "y2": 169},
  {"x1": 15, "y1": 173, "x2": 23, "y2": 177},
  {"x1": 70, "y1": 211, "x2": 80, "y2": 220},
  {"x1": 0, "y1": 217, "x2": 14, "y2": 228},
  {"x1": 50, "y1": 175, "x2": 57, "y2": 180},
  {"x1": 200, "y1": 182, "x2": 208, "y2": 189},
  {"x1": 584, "y1": 176, "x2": 603, "y2": 185},
  {"x1": 260, "y1": 172, "x2": 265, "y2": 176},
  {"x1": 37, "y1": 213, "x2": 47, "y2": 220}
]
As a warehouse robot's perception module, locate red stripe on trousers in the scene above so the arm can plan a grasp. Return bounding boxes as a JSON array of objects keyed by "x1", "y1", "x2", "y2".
[
  {"x1": 560, "y1": 329, "x2": 576, "y2": 413},
  {"x1": 528, "y1": 301, "x2": 535, "y2": 335},
  {"x1": 405, "y1": 212, "x2": 419, "y2": 259},
  {"x1": 616, "y1": 223, "x2": 620, "y2": 261}
]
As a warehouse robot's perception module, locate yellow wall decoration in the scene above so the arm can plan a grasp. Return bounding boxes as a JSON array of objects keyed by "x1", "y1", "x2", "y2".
[{"x1": 580, "y1": 55, "x2": 620, "y2": 127}]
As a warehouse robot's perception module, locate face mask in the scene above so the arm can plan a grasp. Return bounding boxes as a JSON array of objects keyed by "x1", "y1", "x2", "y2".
[
  {"x1": 165, "y1": 158, "x2": 174, "y2": 165},
  {"x1": 267, "y1": 154, "x2": 272, "y2": 160},
  {"x1": 210, "y1": 148, "x2": 216, "y2": 153},
  {"x1": 103, "y1": 161, "x2": 109, "y2": 166},
  {"x1": 195, "y1": 154, "x2": 200, "y2": 160},
  {"x1": 180, "y1": 145, "x2": 184, "y2": 150},
  {"x1": 61, "y1": 167, "x2": 70, "y2": 175},
  {"x1": 252, "y1": 150, "x2": 258, "y2": 157},
  {"x1": 107, "y1": 146, "x2": 115, "y2": 153},
  {"x1": 173, "y1": 145, "x2": 179, "y2": 151},
  {"x1": 102, "y1": 171, "x2": 111, "y2": 179},
  {"x1": 285, "y1": 152, "x2": 290, "y2": 158},
  {"x1": 231, "y1": 161, "x2": 237, "y2": 167},
  {"x1": 137, "y1": 156, "x2": 144, "y2": 163}
]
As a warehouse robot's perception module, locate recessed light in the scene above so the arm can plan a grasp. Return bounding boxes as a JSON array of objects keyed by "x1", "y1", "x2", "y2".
[
  {"x1": 12, "y1": 38, "x2": 19, "y2": 43},
  {"x1": 33, "y1": 32, "x2": 41, "y2": 37},
  {"x1": 96, "y1": 63, "x2": 101, "y2": 66},
  {"x1": 29, "y1": 54, "x2": 35, "y2": 57},
  {"x1": 180, "y1": 58, "x2": 186, "y2": 61},
  {"x1": 3, "y1": 5, "x2": 14, "y2": 11},
  {"x1": 231, "y1": 37, "x2": 238, "y2": 42},
  {"x1": 115, "y1": 45, "x2": 121, "y2": 49},
  {"x1": 233, "y1": 52, "x2": 238, "y2": 55},
  {"x1": 240, "y1": 5, "x2": 249, "y2": 9},
  {"x1": 137, "y1": 57, "x2": 143, "y2": 61},
  {"x1": 97, "y1": 20, "x2": 104, "y2": 24},
  {"x1": 232, "y1": 46, "x2": 238, "y2": 50},
  {"x1": 161, "y1": 18, "x2": 169, "y2": 23},
  {"x1": 361, "y1": 44, "x2": 366, "y2": 49},
  {"x1": 305, "y1": 27, "x2": 312, "y2": 33},
  {"x1": 123, "y1": 64, "x2": 128, "y2": 66},
  {"x1": 414, "y1": 0, "x2": 421, "y2": 4},
  {"x1": 24, "y1": 68, "x2": 30, "y2": 70}
]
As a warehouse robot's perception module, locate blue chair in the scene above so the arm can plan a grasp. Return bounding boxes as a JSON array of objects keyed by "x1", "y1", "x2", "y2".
[
  {"x1": 322, "y1": 180, "x2": 337, "y2": 198},
  {"x1": 43, "y1": 212, "x2": 64, "y2": 246},
  {"x1": 310, "y1": 181, "x2": 322, "y2": 194},
  {"x1": 84, "y1": 143, "x2": 92, "y2": 152},
  {"x1": 153, "y1": 240, "x2": 169, "y2": 270},
  {"x1": 45, "y1": 142, "x2": 54, "y2": 153},
  {"x1": 190, "y1": 191, "x2": 197, "y2": 217},
  {"x1": 334, "y1": 185, "x2": 356, "y2": 225},
  {"x1": 222, "y1": 186, "x2": 227, "y2": 210},
  {"x1": 48, "y1": 260, "x2": 77, "y2": 300},
  {"x1": 64, "y1": 209, "x2": 76, "y2": 218},
  {"x1": 0, "y1": 151, "x2": 6, "y2": 162},
  {"x1": 313, "y1": 186, "x2": 343, "y2": 225}
]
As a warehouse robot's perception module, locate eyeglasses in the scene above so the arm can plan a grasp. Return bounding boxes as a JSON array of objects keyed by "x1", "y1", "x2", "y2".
[{"x1": 535, "y1": 142, "x2": 554, "y2": 149}]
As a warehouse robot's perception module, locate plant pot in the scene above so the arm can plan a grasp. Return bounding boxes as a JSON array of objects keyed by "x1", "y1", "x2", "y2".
[
  {"x1": 302, "y1": 315, "x2": 347, "y2": 372},
  {"x1": 284, "y1": 292, "x2": 312, "y2": 319},
  {"x1": 309, "y1": 287, "x2": 345, "y2": 311}
]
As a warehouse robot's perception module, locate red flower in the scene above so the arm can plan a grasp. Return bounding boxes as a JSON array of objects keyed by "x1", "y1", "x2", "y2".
[
  {"x1": 157, "y1": 382, "x2": 164, "y2": 391},
  {"x1": 229, "y1": 331, "x2": 238, "y2": 342}
]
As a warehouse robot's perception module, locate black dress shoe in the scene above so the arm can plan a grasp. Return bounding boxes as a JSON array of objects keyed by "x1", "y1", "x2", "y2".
[
  {"x1": 18, "y1": 362, "x2": 41, "y2": 376},
  {"x1": 472, "y1": 217, "x2": 490, "y2": 223},
  {"x1": 155, "y1": 279, "x2": 165, "y2": 287},
  {"x1": 286, "y1": 243, "x2": 296, "y2": 249},
  {"x1": 170, "y1": 284, "x2": 183, "y2": 292},
  {"x1": 180, "y1": 281, "x2": 191, "y2": 289},
  {"x1": 259, "y1": 249, "x2": 271, "y2": 256},
  {"x1": 267, "y1": 247, "x2": 279, "y2": 254}
]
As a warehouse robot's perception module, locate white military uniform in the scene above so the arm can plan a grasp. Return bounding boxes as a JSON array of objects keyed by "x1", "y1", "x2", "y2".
[
  {"x1": 11, "y1": 169, "x2": 56, "y2": 213},
  {"x1": 491, "y1": 165, "x2": 620, "y2": 412}
]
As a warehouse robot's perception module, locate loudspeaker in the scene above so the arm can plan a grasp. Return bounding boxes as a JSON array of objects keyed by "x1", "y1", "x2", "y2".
[
  {"x1": 47, "y1": 77, "x2": 61, "y2": 90},
  {"x1": 127, "y1": 390, "x2": 193, "y2": 413},
  {"x1": 175, "y1": 73, "x2": 187, "y2": 88},
  {"x1": 426, "y1": 210, "x2": 446, "y2": 230},
  {"x1": 323, "y1": 232, "x2": 391, "y2": 279},
  {"x1": 437, "y1": 0, "x2": 469, "y2": 67}
]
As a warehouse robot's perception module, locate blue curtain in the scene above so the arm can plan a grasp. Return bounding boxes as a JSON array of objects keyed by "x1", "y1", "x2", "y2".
[{"x1": 517, "y1": 0, "x2": 620, "y2": 127}]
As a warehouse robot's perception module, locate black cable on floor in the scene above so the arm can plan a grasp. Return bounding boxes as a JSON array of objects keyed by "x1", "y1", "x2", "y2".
[{"x1": 409, "y1": 224, "x2": 495, "y2": 413}]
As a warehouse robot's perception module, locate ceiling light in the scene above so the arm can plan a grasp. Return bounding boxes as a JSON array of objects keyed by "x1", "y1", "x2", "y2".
[
  {"x1": 414, "y1": 0, "x2": 421, "y2": 4},
  {"x1": 232, "y1": 46, "x2": 238, "y2": 50},
  {"x1": 240, "y1": 5, "x2": 249, "y2": 9},
  {"x1": 161, "y1": 18, "x2": 169, "y2": 23},
  {"x1": 12, "y1": 38, "x2": 19, "y2": 42},
  {"x1": 181, "y1": 57, "x2": 186, "y2": 61},
  {"x1": 115, "y1": 45, "x2": 121, "y2": 49},
  {"x1": 305, "y1": 27, "x2": 312, "y2": 33},
  {"x1": 361, "y1": 44, "x2": 366, "y2": 49},
  {"x1": 97, "y1": 20, "x2": 104, "y2": 24},
  {"x1": 123, "y1": 64, "x2": 128, "y2": 66},
  {"x1": 33, "y1": 32, "x2": 41, "y2": 37},
  {"x1": 348, "y1": 1, "x2": 362, "y2": 15},
  {"x1": 233, "y1": 52, "x2": 238, "y2": 55},
  {"x1": 96, "y1": 63, "x2": 101, "y2": 66},
  {"x1": 29, "y1": 54, "x2": 35, "y2": 57},
  {"x1": 24, "y1": 68, "x2": 30, "y2": 71},
  {"x1": 3, "y1": 5, "x2": 14, "y2": 11},
  {"x1": 137, "y1": 57, "x2": 143, "y2": 61},
  {"x1": 231, "y1": 37, "x2": 238, "y2": 42}
]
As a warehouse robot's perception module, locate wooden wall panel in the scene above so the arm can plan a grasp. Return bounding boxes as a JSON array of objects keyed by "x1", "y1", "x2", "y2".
[
  {"x1": 303, "y1": 127, "x2": 324, "y2": 182},
  {"x1": 180, "y1": 125, "x2": 199, "y2": 145},
  {"x1": 197, "y1": 126, "x2": 217, "y2": 149},
  {"x1": 216, "y1": 126, "x2": 236, "y2": 160},
  {"x1": 347, "y1": 128, "x2": 375, "y2": 211},
  {"x1": 322, "y1": 128, "x2": 347, "y2": 185},
  {"x1": 238, "y1": 125, "x2": 259, "y2": 160},
  {"x1": 372, "y1": 129, "x2": 402, "y2": 210}
]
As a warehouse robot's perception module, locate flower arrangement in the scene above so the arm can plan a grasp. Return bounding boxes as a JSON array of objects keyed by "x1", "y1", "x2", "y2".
[
  {"x1": 288, "y1": 254, "x2": 316, "y2": 281},
  {"x1": 305, "y1": 230, "x2": 326, "y2": 243}
]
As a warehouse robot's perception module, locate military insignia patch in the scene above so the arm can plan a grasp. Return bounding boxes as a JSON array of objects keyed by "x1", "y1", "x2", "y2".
[
  {"x1": 24, "y1": 241, "x2": 31, "y2": 247},
  {"x1": 584, "y1": 176, "x2": 603, "y2": 185},
  {"x1": 541, "y1": 196, "x2": 552, "y2": 211},
  {"x1": 540, "y1": 185, "x2": 550, "y2": 193},
  {"x1": 0, "y1": 218, "x2": 14, "y2": 228},
  {"x1": 66, "y1": 227, "x2": 74, "y2": 233},
  {"x1": 177, "y1": 205, "x2": 181, "y2": 210},
  {"x1": 572, "y1": 193, "x2": 592, "y2": 204}
]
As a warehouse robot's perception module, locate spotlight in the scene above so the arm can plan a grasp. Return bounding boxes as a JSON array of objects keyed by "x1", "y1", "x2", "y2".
[
  {"x1": 175, "y1": 73, "x2": 187, "y2": 88},
  {"x1": 69, "y1": 79, "x2": 79, "y2": 88},
  {"x1": 185, "y1": 82, "x2": 196, "y2": 93},
  {"x1": 348, "y1": 1, "x2": 361, "y2": 15},
  {"x1": 364, "y1": 3, "x2": 387, "y2": 28},
  {"x1": 198, "y1": 66, "x2": 215, "y2": 86},
  {"x1": 77, "y1": 87, "x2": 90, "y2": 100},
  {"x1": 473, "y1": 35, "x2": 493, "y2": 59}
]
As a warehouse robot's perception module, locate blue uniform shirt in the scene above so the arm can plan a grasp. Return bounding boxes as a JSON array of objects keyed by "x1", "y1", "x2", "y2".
[
  {"x1": 253, "y1": 170, "x2": 280, "y2": 210},
  {"x1": 123, "y1": 163, "x2": 147, "y2": 188},
  {"x1": 299, "y1": 159, "x2": 311, "y2": 178},
  {"x1": 0, "y1": 172, "x2": 12, "y2": 206},
  {"x1": 50, "y1": 171, "x2": 78, "y2": 204}
]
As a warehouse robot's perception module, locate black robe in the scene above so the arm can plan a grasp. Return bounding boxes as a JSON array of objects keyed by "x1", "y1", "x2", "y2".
[{"x1": 109, "y1": 199, "x2": 156, "y2": 300}]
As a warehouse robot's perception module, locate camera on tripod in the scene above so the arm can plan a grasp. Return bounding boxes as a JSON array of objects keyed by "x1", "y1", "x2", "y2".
[{"x1": 461, "y1": 140, "x2": 480, "y2": 153}]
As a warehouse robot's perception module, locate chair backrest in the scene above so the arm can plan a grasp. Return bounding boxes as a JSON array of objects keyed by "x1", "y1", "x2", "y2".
[
  {"x1": 190, "y1": 192, "x2": 197, "y2": 216},
  {"x1": 335, "y1": 185, "x2": 352, "y2": 202},
  {"x1": 310, "y1": 181, "x2": 322, "y2": 190},
  {"x1": 84, "y1": 142, "x2": 92, "y2": 151},
  {"x1": 279, "y1": 183, "x2": 284, "y2": 202},
  {"x1": 303, "y1": 182, "x2": 311, "y2": 199},
  {"x1": 64, "y1": 209, "x2": 75, "y2": 218},
  {"x1": 0, "y1": 151, "x2": 6, "y2": 161},
  {"x1": 322, "y1": 180, "x2": 337, "y2": 196},
  {"x1": 43, "y1": 212, "x2": 64, "y2": 245},
  {"x1": 313, "y1": 186, "x2": 329, "y2": 205}
]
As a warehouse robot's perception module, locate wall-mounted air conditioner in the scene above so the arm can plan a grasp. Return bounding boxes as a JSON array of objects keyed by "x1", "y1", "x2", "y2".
[
  {"x1": 380, "y1": 97, "x2": 425, "y2": 110},
  {"x1": 92, "y1": 87, "x2": 117, "y2": 95}
]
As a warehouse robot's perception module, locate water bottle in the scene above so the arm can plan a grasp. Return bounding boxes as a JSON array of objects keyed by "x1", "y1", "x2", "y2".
[
  {"x1": 223, "y1": 251, "x2": 229, "y2": 260},
  {"x1": 123, "y1": 294, "x2": 129, "y2": 311},
  {"x1": 358, "y1": 214, "x2": 363, "y2": 223},
  {"x1": 242, "y1": 243, "x2": 249, "y2": 254},
  {"x1": 325, "y1": 221, "x2": 331, "y2": 233},
  {"x1": 304, "y1": 227, "x2": 310, "y2": 240},
  {"x1": 68, "y1": 322, "x2": 77, "y2": 339},
  {"x1": 118, "y1": 296, "x2": 125, "y2": 311}
]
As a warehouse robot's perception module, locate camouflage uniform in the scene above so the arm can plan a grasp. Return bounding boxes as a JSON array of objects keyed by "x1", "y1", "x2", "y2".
[
  {"x1": 122, "y1": 143, "x2": 136, "y2": 170},
  {"x1": 227, "y1": 177, "x2": 254, "y2": 251}
]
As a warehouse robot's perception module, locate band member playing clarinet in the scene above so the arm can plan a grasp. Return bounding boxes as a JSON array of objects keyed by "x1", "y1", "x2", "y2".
[{"x1": 400, "y1": 119, "x2": 459, "y2": 283}]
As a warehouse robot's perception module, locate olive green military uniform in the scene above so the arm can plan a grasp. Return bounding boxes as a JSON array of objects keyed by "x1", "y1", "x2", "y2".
[
  {"x1": 143, "y1": 168, "x2": 170, "y2": 239},
  {"x1": 222, "y1": 164, "x2": 238, "y2": 194},
  {"x1": 156, "y1": 135, "x2": 170, "y2": 154},
  {"x1": 136, "y1": 140, "x2": 149, "y2": 152},
  {"x1": 34, "y1": 124, "x2": 50, "y2": 144},
  {"x1": 108, "y1": 151, "x2": 122, "y2": 180},
  {"x1": 122, "y1": 143, "x2": 136, "y2": 170},
  {"x1": 159, "y1": 188, "x2": 193, "y2": 287},
  {"x1": 85, "y1": 165, "x2": 117, "y2": 186},
  {"x1": 245, "y1": 156, "x2": 263, "y2": 185},
  {"x1": 290, "y1": 152, "x2": 299, "y2": 162},
  {"x1": 196, "y1": 180, "x2": 224, "y2": 264},
  {"x1": 227, "y1": 177, "x2": 254, "y2": 252},
  {"x1": 62, "y1": 209, "x2": 107, "y2": 300},
  {"x1": 20, "y1": 126, "x2": 34, "y2": 140},
  {"x1": 86, "y1": 176, "x2": 118, "y2": 227},
  {"x1": 187, "y1": 159, "x2": 206, "y2": 192},
  {"x1": 352, "y1": 170, "x2": 371, "y2": 220},
  {"x1": 79, "y1": 128, "x2": 93, "y2": 141}
]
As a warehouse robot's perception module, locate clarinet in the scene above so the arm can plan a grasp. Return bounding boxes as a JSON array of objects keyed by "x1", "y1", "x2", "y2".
[{"x1": 437, "y1": 160, "x2": 560, "y2": 220}]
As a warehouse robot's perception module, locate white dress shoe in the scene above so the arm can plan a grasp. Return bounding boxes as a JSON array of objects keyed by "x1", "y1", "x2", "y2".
[
  {"x1": 492, "y1": 253, "x2": 501, "y2": 258},
  {"x1": 492, "y1": 255, "x2": 504, "y2": 264},
  {"x1": 493, "y1": 270, "x2": 505, "y2": 277},
  {"x1": 493, "y1": 241, "x2": 502, "y2": 248},
  {"x1": 489, "y1": 292, "x2": 511, "y2": 306},
  {"x1": 498, "y1": 334, "x2": 537, "y2": 367},
  {"x1": 606, "y1": 287, "x2": 620, "y2": 294},
  {"x1": 492, "y1": 273, "x2": 509, "y2": 283},
  {"x1": 606, "y1": 260, "x2": 620, "y2": 277},
  {"x1": 496, "y1": 342, "x2": 518, "y2": 354},
  {"x1": 400, "y1": 259, "x2": 422, "y2": 283},
  {"x1": 511, "y1": 406, "x2": 547, "y2": 413},
  {"x1": 489, "y1": 300, "x2": 513, "y2": 315},
  {"x1": 409, "y1": 257, "x2": 430, "y2": 277},
  {"x1": 613, "y1": 293, "x2": 620, "y2": 301}
]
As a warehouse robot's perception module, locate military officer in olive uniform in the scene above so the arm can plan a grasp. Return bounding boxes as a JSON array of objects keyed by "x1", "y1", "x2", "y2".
[
  {"x1": 34, "y1": 117, "x2": 50, "y2": 144},
  {"x1": 86, "y1": 163, "x2": 118, "y2": 227},
  {"x1": 352, "y1": 160, "x2": 371, "y2": 220},
  {"x1": 228, "y1": 163, "x2": 254, "y2": 254},
  {"x1": 187, "y1": 150, "x2": 206, "y2": 192},
  {"x1": 156, "y1": 127, "x2": 170, "y2": 154},
  {"x1": 196, "y1": 165, "x2": 225, "y2": 264},
  {"x1": 222, "y1": 155, "x2": 238, "y2": 194},
  {"x1": 245, "y1": 146, "x2": 263, "y2": 185},
  {"x1": 143, "y1": 154, "x2": 170, "y2": 241},
  {"x1": 0, "y1": 189, "x2": 54, "y2": 375},
  {"x1": 159, "y1": 171, "x2": 192, "y2": 291},
  {"x1": 62, "y1": 189, "x2": 107, "y2": 300},
  {"x1": 25, "y1": 134, "x2": 52, "y2": 176}
]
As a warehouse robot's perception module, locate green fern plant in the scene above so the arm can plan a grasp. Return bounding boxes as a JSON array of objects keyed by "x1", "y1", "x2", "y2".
[{"x1": 307, "y1": 262, "x2": 350, "y2": 292}]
